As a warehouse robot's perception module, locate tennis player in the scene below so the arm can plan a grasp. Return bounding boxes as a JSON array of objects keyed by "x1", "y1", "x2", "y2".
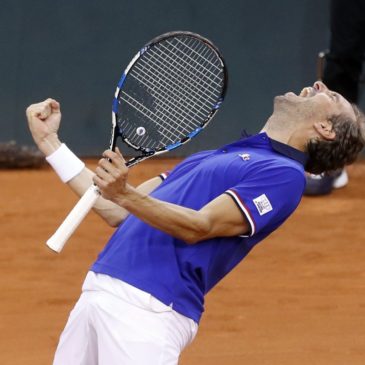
[{"x1": 26, "y1": 81, "x2": 365, "y2": 365}]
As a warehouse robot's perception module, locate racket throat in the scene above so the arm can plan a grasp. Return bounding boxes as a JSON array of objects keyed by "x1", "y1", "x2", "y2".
[
  {"x1": 126, "y1": 152, "x2": 155, "y2": 168},
  {"x1": 109, "y1": 125, "x2": 119, "y2": 151}
]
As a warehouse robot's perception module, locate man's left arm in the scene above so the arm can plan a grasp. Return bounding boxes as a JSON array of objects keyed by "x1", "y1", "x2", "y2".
[{"x1": 93, "y1": 149, "x2": 250, "y2": 243}]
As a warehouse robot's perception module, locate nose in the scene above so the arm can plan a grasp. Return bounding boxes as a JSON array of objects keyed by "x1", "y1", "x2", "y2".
[{"x1": 313, "y1": 81, "x2": 328, "y2": 92}]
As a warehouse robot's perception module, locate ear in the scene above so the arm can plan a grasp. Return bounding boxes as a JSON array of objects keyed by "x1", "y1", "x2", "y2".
[{"x1": 313, "y1": 120, "x2": 336, "y2": 141}]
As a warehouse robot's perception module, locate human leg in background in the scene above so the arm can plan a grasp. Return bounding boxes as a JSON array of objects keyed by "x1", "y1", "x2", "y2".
[{"x1": 304, "y1": 0, "x2": 365, "y2": 196}]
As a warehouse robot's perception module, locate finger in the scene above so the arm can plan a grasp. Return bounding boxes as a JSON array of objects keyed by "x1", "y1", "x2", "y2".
[
  {"x1": 103, "y1": 149, "x2": 126, "y2": 169},
  {"x1": 103, "y1": 148, "x2": 126, "y2": 164},
  {"x1": 37, "y1": 106, "x2": 51, "y2": 120},
  {"x1": 115, "y1": 147, "x2": 125, "y2": 161},
  {"x1": 96, "y1": 156, "x2": 114, "y2": 174},
  {"x1": 47, "y1": 98, "x2": 61, "y2": 113},
  {"x1": 33, "y1": 101, "x2": 53, "y2": 120},
  {"x1": 95, "y1": 165, "x2": 115, "y2": 182},
  {"x1": 98, "y1": 158, "x2": 127, "y2": 181},
  {"x1": 97, "y1": 158, "x2": 114, "y2": 175},
  {"x1": 26, "y1": 105, "x2": 46, "y2": 119},
  {"x1": 26, "y1": 98, "x2": 57, "y2": 117},
  {"x1": 93, "y1": 174, "x2": 108, "y2": 190}
]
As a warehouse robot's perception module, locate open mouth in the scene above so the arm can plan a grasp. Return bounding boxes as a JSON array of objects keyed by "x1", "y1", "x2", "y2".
[
  {"x1": 283, "y1": 85, "x2": 318, "y2": 99},
  {"x1": 299, "y1": 87, "x2": 315, "y2": 97}
]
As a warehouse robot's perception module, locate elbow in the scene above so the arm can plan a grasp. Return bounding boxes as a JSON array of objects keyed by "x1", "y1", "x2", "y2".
[
  {"x1": 184, "y1": 235, "x2": 199, "y2": 245},
  {"x1": 108, "y1": 219, "x2": 123, "y2": 228},
  {"x1": 101, "y1": 216, "x2": 122, "y2": 227},
  {"x1": 183, "y1": 218, "x2": 212, "y2": 244},
  {"x1": 101, "y1": 213, "x2": 128, "y2": 227}
]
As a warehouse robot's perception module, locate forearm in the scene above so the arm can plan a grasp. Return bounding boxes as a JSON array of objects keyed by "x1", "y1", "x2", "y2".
[
  {"x1": 40, "y1": 137, "x2": 128, "y2": 226},
  {"x1": 113, "y1": 185, "x2": 211, "y2": 243},
  {"x1": 67, "y1": 167, "x2": 129, "y2": 227}
]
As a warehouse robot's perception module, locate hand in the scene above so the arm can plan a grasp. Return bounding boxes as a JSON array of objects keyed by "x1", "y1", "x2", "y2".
[
  {"x1": 93, "y1": 148, "x2": 130, "y2": 203},
  {"x1": 26, "y1": 98, "x2": 62, "y2": 155}
]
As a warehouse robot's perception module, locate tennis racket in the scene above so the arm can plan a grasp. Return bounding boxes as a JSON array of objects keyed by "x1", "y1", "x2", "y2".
[{"x1": 46, "y1": 31, "x2": 228, "y2": 253}]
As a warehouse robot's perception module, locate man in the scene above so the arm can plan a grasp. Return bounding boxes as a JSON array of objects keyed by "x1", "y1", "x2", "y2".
[{"x1": 26, "y1": 81, "x2": 365, "y2": 364}]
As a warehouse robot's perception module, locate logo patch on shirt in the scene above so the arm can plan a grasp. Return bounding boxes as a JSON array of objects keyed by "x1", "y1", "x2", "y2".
[
  {"x1": 239, "y1": 153, "x2": 250, "y2": 161},
  {"x1": 253, "y1": 194, "x2": 273, "y2": 216}
]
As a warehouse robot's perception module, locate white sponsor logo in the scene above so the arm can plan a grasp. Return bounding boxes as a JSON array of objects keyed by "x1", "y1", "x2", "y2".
[
  {"x1": 239, "y1": 153, "x2": 250, "y2": 161},
  {"x1": 253, "y1": 194, "x2": 273, "y2": 216}
]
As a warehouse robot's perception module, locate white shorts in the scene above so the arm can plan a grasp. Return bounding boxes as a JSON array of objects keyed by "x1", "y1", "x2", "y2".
[{"x1": 53, "y1": 272, "x2": 198, "y2": 365}]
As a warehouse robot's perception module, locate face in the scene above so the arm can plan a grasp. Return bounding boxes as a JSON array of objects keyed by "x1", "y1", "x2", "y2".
[{"x1": 274, "y1": 81, "x2": 356, "y2": 122}]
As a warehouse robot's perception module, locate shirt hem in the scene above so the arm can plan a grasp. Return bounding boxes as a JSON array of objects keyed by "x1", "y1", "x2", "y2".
[{"x1": 91, "y1": 263, "x2": 203, "y2": 324}]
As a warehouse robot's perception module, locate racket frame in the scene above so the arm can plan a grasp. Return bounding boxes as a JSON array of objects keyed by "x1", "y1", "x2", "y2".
[{"x1": 111, "y1": 31, "x2": 228, "y2": 167}]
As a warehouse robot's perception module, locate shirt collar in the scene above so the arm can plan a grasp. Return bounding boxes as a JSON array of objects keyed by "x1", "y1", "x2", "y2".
[
  {"x1": 269, "y1": 137, "x2": 308, "y2": 166},
  {"x1": 240, "y1": 131, "x2": 308, "y2": 166}
]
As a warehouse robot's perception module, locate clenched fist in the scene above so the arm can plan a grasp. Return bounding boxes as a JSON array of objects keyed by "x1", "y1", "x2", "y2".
[{"x1": 26, "y1": 98, "x2": 62, "y2": 155}]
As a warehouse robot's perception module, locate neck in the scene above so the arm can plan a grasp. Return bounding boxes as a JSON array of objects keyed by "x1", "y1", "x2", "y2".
[{"x1": 260, "y1": 115, "x2": 308, "y2": 152}]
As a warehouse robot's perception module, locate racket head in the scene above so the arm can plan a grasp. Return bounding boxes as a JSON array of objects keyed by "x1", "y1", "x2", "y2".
[{"x1": 111, "y1": 31, "x2": 228, "y2": 157}]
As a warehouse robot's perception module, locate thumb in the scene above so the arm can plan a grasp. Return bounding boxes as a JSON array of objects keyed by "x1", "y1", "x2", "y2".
[
  {"x1": 115, "y1": 147, "x2": 122, "y2": 157},
  {"x1": 115, "y1": 147, "x2": 126, "y2": 164}
]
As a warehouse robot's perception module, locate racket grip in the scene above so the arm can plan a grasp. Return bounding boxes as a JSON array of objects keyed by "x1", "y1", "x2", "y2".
[{"x1": 46, "y1": 185, "x2": 101, "y2": 253}]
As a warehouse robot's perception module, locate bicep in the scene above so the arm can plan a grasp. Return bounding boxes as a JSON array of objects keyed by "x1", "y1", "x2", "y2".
[{"x1": 198, "y1": 193, "x2": 250, "y2": 239}]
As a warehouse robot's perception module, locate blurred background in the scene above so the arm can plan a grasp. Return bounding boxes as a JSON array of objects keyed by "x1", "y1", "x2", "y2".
[{"x1": 1, "y1": 0, "x2": 364, "y2": 156}]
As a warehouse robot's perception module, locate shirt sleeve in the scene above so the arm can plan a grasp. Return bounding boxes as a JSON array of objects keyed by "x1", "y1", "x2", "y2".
[
  {"x1": 225, "y1": 166, "x2": 305, "y2": 237},
  {"x1": 159, "y1": 171, "x2": 170, "y2": 181}
]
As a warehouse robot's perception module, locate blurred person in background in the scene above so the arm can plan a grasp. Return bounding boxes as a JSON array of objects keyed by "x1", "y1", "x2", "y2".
[{"x1": 305, "y1": 0, "x2": 365, "y2": 195}]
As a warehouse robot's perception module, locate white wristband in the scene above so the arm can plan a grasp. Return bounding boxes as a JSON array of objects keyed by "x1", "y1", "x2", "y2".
[{"x1": 46, "y1": 144, "x2": 85, "y2": 183}]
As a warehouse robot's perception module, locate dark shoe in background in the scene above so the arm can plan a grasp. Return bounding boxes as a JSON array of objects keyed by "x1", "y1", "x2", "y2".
[{"x1": 304, "y1": 169, "x2": 348, "y2": 196}]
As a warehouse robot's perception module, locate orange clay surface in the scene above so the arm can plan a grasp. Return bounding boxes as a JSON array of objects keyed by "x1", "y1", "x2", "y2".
[{"x1": 1, "y1": 159, "x2": 365, "y2": 365}]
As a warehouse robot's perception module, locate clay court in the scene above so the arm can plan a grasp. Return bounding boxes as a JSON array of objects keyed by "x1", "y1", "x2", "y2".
[{"x1": 1, "y1": 159, "x2": 365, "y2": 365}]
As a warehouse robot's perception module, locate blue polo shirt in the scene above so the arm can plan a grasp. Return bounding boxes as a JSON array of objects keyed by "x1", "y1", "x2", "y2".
[{"x1": 91, "y1": 133, "x2": 306, "y2": 323}]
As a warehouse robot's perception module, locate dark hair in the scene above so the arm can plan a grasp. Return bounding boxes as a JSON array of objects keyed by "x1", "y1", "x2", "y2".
[{"x1": 305, "y1": 104, "x2": 365, "y2": 174}]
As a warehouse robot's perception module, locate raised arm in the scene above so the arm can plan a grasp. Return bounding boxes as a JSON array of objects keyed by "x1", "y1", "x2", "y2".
[{"x1": 26, "y1": 99, "x2": 163, "y2": 227}]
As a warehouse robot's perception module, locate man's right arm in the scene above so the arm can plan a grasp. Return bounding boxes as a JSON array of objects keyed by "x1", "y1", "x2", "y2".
[{"x1": 26, "y1": 98, "x2": 162, "y2": 227}]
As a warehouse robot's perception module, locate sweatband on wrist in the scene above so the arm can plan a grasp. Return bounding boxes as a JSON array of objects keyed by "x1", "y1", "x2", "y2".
[{"x1": 46, "y1": 143, "x2": 85, "y2": 183}]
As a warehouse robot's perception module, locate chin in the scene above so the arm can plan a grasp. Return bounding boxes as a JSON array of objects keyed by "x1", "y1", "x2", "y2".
[
  {"x1": 273, "y1": 95, "x2": 289, "y2": 108},
  {"x1": 273, "y1": 95, "x2": 285, "y2": 104}
]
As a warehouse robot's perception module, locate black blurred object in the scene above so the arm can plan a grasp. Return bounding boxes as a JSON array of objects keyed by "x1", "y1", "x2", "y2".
[
  {"x1": 321, "y1": 0, "x2": 365, "y2": 103},
  {"x1": 306, "y1": 0, "x2": 365, "y2": 196},
  {"x1": 0, "y1": 141, "x2": 45, "y2": 168},
  {"x1": 304, "y1": 169, "x2": 348, "y2": 196}
]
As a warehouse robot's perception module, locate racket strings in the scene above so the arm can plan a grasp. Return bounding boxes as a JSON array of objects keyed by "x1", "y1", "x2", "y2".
[
  {"x1": 154, "y1": 42, "x2": 222, "y2": 102},
  {"x1": 174, "y1": 37, "x2": 223, "y2": 71},
  {"x1": 165, "y1": 38, "x2": 223, "y2": 88},
  {"x1": 130, "y1": 63, "x2": 209, "y2": 131},
  {"x1": 133, "y1": 58, "x2": 210, "y2": 121},
  {"x1": 144, "y1": 38, "x2": 222, "y2": 132},
  {"x1": 117, "y1": 35, "x2": 225, "y2": 149},
  {"x1": 147, "y1": 39, "x2": 222, "y2": 130},
  {"x1": 120, "y1": 76, "x2": 211, "y2": 147},
  {"x1": 144, "y1": 48, "x2": 218, "y2": 120},
  {"x1": 120, "y1": 87, "x2": 197, "y2": 147},
  {"x1": 158, "y1": 36, "x2": 224, "y2": 96},
  {"x1": 119, "y1": 91, "x2": 177, "y2": 144},
  {"x1": 122, "y1": 63, "x2": 200, "y2": 144},
  {"x1": 138, "y1": 45, "x2": 219, "y2": 115}
]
